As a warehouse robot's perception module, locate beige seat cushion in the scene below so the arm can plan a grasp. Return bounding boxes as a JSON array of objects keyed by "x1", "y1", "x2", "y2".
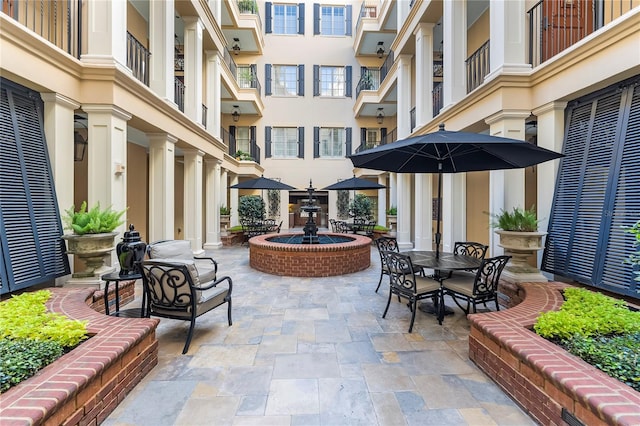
[
  {"x1": 194, "y1": 259, "x2": 217, "y2": 282},
  {"x1": 149, "y1": 240, "x2": 193, "y2": 260},
  {"x1": 442, "y1": 275, "x2": 475, "y2": 297},
  {"x1": 414, "y1": 276, "x2": 441, "y2": 294}
]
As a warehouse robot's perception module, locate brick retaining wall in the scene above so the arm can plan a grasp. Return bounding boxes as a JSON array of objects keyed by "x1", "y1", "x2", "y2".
[
  {"x1": 0, "y1": 287, "x2": 159, "y2": 425},
  {"x1": 469, "y1": 282, "x2": 640, "y2": 425}
]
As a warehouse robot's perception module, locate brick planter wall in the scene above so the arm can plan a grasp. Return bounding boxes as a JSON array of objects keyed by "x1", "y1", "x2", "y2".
[
  {"x1": 249, "y1": 233, "x2": 371, "y2": 277},
  {"x1": 469, "y1": 282, "x2": 640, "y2": 425},
  {"x1": 0, "y1": 287, "x2": 159, "y2": 426}
]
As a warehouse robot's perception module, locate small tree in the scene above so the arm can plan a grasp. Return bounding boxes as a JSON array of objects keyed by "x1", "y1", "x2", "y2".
[
  {"x1": 238, "y1": 195, "x2": 265, "y2": 223},
  {"x1": 348, "y1": 194, "x2": 374, "y2": 221}
]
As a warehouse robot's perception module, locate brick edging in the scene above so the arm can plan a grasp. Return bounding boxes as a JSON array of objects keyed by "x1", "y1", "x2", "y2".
[
  {"x1": 0, "y1": 287, "x2": 159, "y2": 426},
  {"x1": 468, "y1": 282, "x2": 640, "y2": 425}
]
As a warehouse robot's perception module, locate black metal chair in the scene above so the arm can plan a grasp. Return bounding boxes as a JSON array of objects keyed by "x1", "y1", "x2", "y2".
[
  {"x1": 329, "y1": 218, "x2": 337, "y2": 232},
  {"x1": 335, "y1": 220, "x2": 350, "y2": 233},
  {"x1": 137, "y1": 259, "x2": 233, "y2": 354},
  {"x1": 374, "y1": 236, "x2": 399, "y2": 292},
  {"x1": 442, "y1": 255, "x2": 510, "y2": 315},
  {"x1": 440, "y1": 241, "x2": 489, "y2": 279},
  {"x1": 381, "y1": 251, "x2": 442, "y2": 332},
  {"x1": 357, "y1": 220, "x2": 376, "y2": 238}
]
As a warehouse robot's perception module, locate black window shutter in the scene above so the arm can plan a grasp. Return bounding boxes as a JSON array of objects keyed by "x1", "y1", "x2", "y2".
[
  {"x1": 360, "y1": 127, "x2": 367, "y2": 150},
  {"x1": 345, "y1": 66, "x2": 352, "y2": 97},
  {"x1": 346, "y1": 5, "x2": 352, "y2": 36},
  {"x1": 313, "y1": 126, "x2": 320, "y2": 158},
  {"x1": 298, "y1": 127, "x2": 305, "y2": 158},
  {"x1": 0, "y1": 79, "x2": 70, "y2": 294},
  {"x1": 250, "y1": 64, "x2": 258, "y2": 94},
  {"x1": 265, "y1": 126, "x2": 272, "y2": 158},
  {"x1": 250, "y1": 126, "x2": 257, "y2": 161},
  {"x1": 313, "y1": 65, "x2": 320, "y2": 96},
  {"x1": 229, "y1": 125, "x2": 237, "y2": 154},
  {"x1": 298, "y1": 64, "x2": 305, "y2": 96},
  {"x1": 298, "y1": 3, "x2": 305, "y2": 35},
  {"x1": 345, "y1": 127, "x2": 352, "y2": 156},
  {"x1": 265, "y1": 2, "x2": 272, "y2": 33},
  {"x1": 381, "y1": 127, "x2": 387, "y2": 144},
  {"x1": 313, "y1": 3, "x2": 320, "y2": 35},
  {"x1": 265, "y1": 64, "x2": 272, "y2": 96}
]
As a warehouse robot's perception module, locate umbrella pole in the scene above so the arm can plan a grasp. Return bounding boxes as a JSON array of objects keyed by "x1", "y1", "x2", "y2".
[{"x1": 435, "y1": 167, "x2": 442, "y2": 258}]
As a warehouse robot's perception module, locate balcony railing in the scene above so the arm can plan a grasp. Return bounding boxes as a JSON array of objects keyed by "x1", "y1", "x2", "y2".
[
  {"x1": 250, "y1": 141, "x2": 261, "y2": 164},
  {"x1": 223, "y1": 48, "x2": 238, "y2": 77},
  {"x1": 381, "y1": 128, "x2": 397, "y2": 146},
  {"x1": 356, "y1": 2, "x2": 377, "y2": 33},
  {"x1": 236, "y1": 0, "x2": 262, "y2": 33},
  {"x1": 355, "y1": 68, "x2": 381, "y2": 98},
  {"x1": 202, "y1": 104, "x2": 208, "y2": 128},
  {"x1": 433, "y1": 83, "x2": 443, "y2": 117},
  {"x1": 3, "y1": 0, "x2": 81, "y2": 58},
  {"x1": 174, "y1": 78, "x2": 185, "y2": 112},
  {"x1": 355, "y1": 138, "x2": 381, "y2": 153},
  {"x1": 222, "y1": 127, "x2": 236, "y2": 155},
  {"x1": 466, "y1": 40, "x2": 490, "y2": 93},
  {"x1": 237, "y1": 66, "x2": 262, "y2": 95},
  {"x1": 380, "y1": 49, "x2": 395, "y2": 85},
  {"x1": 527, "y1": 0, "x2": 636, "y2": 67},
  {"x1": 127, "y1": 32, "x2": 150, "y2": 86}
]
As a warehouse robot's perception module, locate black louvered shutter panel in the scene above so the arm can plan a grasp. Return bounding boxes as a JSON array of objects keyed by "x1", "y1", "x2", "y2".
[
  {"x1": 345, "y1": 5, "x2": 352, "y2": 36},
  {"x1": 313, "y1": 3, "x2": 320, "y2": 35},
  {"x1": 265, "y1": 64, "x2": 272, "y2": 96},
  {"x1": 298, "y1": 65, "x2": 305, "y2": 96},
  {"x1": 313, "y1": 65, "x2": 320, "y2": 96},
  {"x1": 313, "y1": 126, "x2": 320, "y2": 158},
  {"x1": 360, "y1": 127, "x2": 367, "y2": 151},
  {"x1": 229, "y1": 125, "x2": 237, "y2": 154},
  {"x1": 250, "y1": 126, "x2": 257, "y2": 162},
  {"x1": 381, "y1": 127, "x2": 387, "y2": 144},
  {"x1": 250, "y1": 64, "x2": 259, "y2": 94},
  {"x1": 298, "y1": 127, "x2": 304, "y2": 158},
  {"x1": 298, "y1": 3, "x2": 305, "y2": 35},
  {"x1": 265, "y1": 2, "x2": 272, "y2": 33},
  {"x1": 345, "y1": 66, "x2": 352, "y2": 97},
  {"x1": 345, "y1": 127, "x2": 352, "y2": 156},
  {"x1": 0, "y1": 79, "x2": 69, "y2": 294},
  {"x1": 265, "y1": 126, "x2": 272, "y2": 158}
]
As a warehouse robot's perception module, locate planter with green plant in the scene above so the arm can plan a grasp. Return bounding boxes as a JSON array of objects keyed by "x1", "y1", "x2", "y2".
[
  {"x1": 220, "y1": 205, "x2": 231, "y2": 231},
  {"x1": 386, "y1": 206, "x2": 397, "y2": 230},
  {"x1": 491, "y1": 205, "x2": 547, "y2": 282},
  {"x1": 62, "y1": 201, "x2": 125, "y2": 278}
]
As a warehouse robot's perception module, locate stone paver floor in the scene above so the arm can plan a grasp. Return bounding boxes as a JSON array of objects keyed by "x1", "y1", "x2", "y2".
[{"x1": 104, "y1": 244, "x2": 535, "y2": 426}]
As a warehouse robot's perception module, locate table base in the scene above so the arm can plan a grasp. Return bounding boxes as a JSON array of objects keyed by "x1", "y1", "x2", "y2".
[{"x1": 418, "y1": 302, "x2": 455, "y2": 316}]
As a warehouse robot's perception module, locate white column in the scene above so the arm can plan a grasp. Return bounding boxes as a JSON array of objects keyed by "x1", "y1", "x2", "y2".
[
  {"x1": 413, "y1": 174, "x2": 433, "y2": 251},
  {"x1": 488, "y1": 0, "x2": 531, "y2": 79},
  {"x1": 396, "y1": 0, "x2": 410, "y2": 29},
  {"x1": 486, "y1": 111, "x2": 530, "y2": 255},
  {"x1": 389, "y1": 173, "x2": 397, "y2": 211},
  {"x1": 148, "y1": 133, "x2": 176, "y2": 242},
  {"x1": 206, "y1": 50, "x2": 222, "y2": 138},
  {"x1": 221, "y1": 168, "x2": 229, "y2": 212},
  {"x1": 82, "y1": 0, "x2": 127, "y2": 67},
  {"x1": 397, "y1": 174, "x2": 413, "y2": 250},
  {"x1": 441, "y1": 173, "x2": 466, "y2": 253},
  {"x1": 183, "y1": 149, "x2": 204, "y2": 254},
  {"x1": 414, "y1": 23, "x2": 435, "y2": 128},
  {"x1": 83, "y1": 104, "x2": 132, "y2": 274},
  {"x1": 377, "y1": 175, "x2": 387, "y2": 227},
  {"x1": 533, "y1": 101, "x2": 567, "y2": 270},
  {"x1": 396, "y1": 54, "x2": 413, "y2": 249},
  {"x1": 149, "y1": 0, "x2": 174, "y2": 100},
  {"x1": 230, "y1": 174, "x2": 240, "y2": 227},
  {"x1": 183, "y1": 17, "x2": 203, "y2": 124},
  {"x1": 204, "y1": 159, "x2": 223, "y2": 249},
  {"x1": 443, "y1": 0, "x2": 466, "y2": 107}
]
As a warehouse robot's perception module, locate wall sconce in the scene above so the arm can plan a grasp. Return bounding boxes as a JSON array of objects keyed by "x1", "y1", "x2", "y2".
[
  {"x1": 232, "y1": 38, "x2": 241, "y2": 55},
  {"x1": 376, "y1": 41, "x2": 385, "y2": 58},
  {"x1": 376, "y1": 108, "x2": 385, "y2": 124},
  {"x1": 74, "y1": 131, "x2": 87, "y2": 162},
  {"x1": 232, "y1": 105, "x2": 240, "y2": 122}
]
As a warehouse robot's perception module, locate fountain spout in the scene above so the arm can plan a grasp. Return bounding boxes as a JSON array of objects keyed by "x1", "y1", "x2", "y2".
[{"x1": 301, "y1": 179, "x2": 320, "y2": 244}]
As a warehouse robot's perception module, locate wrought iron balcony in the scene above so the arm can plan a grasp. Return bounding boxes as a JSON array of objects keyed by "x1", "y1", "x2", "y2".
[{"x1": 127, "y1": 32, "x2": 150, "y2": 86}]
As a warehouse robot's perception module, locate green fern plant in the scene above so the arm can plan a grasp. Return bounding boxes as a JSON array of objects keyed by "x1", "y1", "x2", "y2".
[
  {"x1": 63, "y1": 201, "x2": 125, "y2": 235},
  {"x1": 490, "y1": 205, "x2": 540, "y2": 232}
]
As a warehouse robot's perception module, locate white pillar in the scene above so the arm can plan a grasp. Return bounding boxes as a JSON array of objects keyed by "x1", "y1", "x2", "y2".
[
  {"x1": 443, "y1": 0, "x2": 466, "y2": 107},
  {"x1": 230, "y1": 174, "x2": 239, "y2": 227},
  {"x1": 397, "y1": 173, "x2": 412, "y2": 250},
  {"x1": 148, "y1": 133, "x2": 177, "y2": 242},
  {"x1": 206, "y1": 50, "x2": 222, "y2": 138},
  {"x1": 149, "y1": 0, "x2": 175, "y2": 100},
  {"x1": 396, "y1": 54, "x2": 413, "y2": 249},
  {"x1": 389, "y1": 173, "x2": 397, "y2": 211},
  {"x1": 83, "y1": 104, "x2": 131, "y2": 275},
  {"x1": 204, "y1": 159, "x2": 223, "y2": 249},
  {"x1": 377, "y1": 175, "x2": 387, "y2": 227},
  {"x1": 183, "y1": 149, "x2": 204, "y2": 254},
  {"x1": 414, "y1": 23, "x2": 434, "y2": 128},
  {"x1": 183, "y1": 17, "x2": 203, "y2": 124},
  {"x1": 82, "y1": 0, "x2": 127, "y2": 67},
  {"x1": 414, "y1": 174, "x2": 432, "y2": 251},
  {"x1": 221, "y1": 168, "x2": 229, "y2": 211},
  {"x1": 486, "y1": 111, "x2": 530, "y2": 255},
  {"x1": 533, "y1": 101, "x2": 567, "y2": 270},
  {"x1": 488, "y1": 0, "x2": 531, "y2": 78},
  {"x1": 442, "y1": 173, "x2": 466, "y2": 253}
]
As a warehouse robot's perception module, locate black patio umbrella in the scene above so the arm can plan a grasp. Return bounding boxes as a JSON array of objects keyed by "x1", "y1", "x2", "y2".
[
  {"x1": 230, "y1": 175, "x2": 296, "y2": 190},
  {"x1": 349, "y1": 124, "x2": 564, "y2": 257},
  {"x1": 322, "y1": 175, "x2": 386, "y2": 191}
]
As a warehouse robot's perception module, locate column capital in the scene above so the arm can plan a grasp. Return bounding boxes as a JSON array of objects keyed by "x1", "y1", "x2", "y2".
[
  {"x1": 40, "y1": 93, "x2": 80, "y2": 110},
  {"x1": 413, "y1": 22, "x2": 435, "y2": 36},
  {"x1": 182, "y1": 148, "x2": 205, "y2": 158},
  {"x1": 485, "y1": 109, "x2": 531, "y2": 125},
  {"x1": 147, "y1": 133, "x2": 178, "y2": 144},
  {"x1": 532, "y1": 101, "x2": 569, "y2": 116},
  {"x1": 82, "y1": 104, "x2": 132, "y2": 121}
]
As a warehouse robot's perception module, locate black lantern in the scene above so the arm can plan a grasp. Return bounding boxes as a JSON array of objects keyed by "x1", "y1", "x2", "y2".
[
  {"x1": 232, "y1": 38, "x2": 241, "y2": 55},
  {"x1": 116, "y1": 224, "x2": 147, "y2": 276},
  {"x1": 376, "y1": 42, "x2": 385, "y2": 58},
  {"x1": 74, "y1": 131, "x2": 87, "y2": 162},
  {"x1": 232, "y1": 105, "x2": 240, "y2": 122},
  {"x1": 376, "y1": 108, "x2": 385, "y2": 124}
]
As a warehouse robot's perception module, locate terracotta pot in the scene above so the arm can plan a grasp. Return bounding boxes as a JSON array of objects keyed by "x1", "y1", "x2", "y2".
[{"x1": 62, "y1": 232, "x2": 118, "y2": 278}]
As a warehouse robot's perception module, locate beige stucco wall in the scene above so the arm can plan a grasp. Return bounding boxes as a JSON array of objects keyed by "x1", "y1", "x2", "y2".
[{"x1": 126, "y1": 143, "x2": 149, "y2": 244}]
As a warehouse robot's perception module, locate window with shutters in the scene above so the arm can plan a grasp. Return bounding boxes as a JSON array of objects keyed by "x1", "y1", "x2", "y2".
[
  {"x1": 0, "y1": 78, "x2": 70, "y2": 295},
  {"x1": 236, "y1": 126, "x2": 251, "y2": 153},
  {"x1": 319, "y1": 128, "x2": 345, "y2": 157},
  {"x1": 320, "y1": 5, "x2": 345, "y2": 35},
  {"x1": 273, "y1": 65, "x2": 298, "y2": 96},
  {"x1": 542, "y1": 77, "x2": 640, "y2": 298},
  {"x1": 320, "y1": 66, "x2": 345, "y2": 97},
  {"x1": 273, "y1": 3, "x2": 299, "y2": 35},
  {"x1": 272, "y1": 127, "x2": 299, "y2": 158}
]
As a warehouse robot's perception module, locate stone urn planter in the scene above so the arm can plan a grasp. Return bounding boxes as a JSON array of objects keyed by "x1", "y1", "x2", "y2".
[
  {"x1": 62, "y1": 232, "x2": 119, "y2": 278},
  {"x1": 495, "y1": 229, "x2": 547, "y2": 283}
]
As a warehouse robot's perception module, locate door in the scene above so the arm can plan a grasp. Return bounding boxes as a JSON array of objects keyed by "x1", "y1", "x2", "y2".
[{"x1": 542, "y1": 0, "x2": 595, "y2": 61}]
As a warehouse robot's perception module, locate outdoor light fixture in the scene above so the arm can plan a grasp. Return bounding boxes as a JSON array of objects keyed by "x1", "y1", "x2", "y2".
[
  {"x1": 232, "y1": 105, "x2": 240, "y2": 122},
  {"x1": 376, "y1": 41, "x2": 385, "y2": 58},
  {"x1": 232, "y1": 38, "x2": 241, "y2": 55},
  {"x1": 74, "y1": 131, "x2": 88, "y2": 162},
  {"x1": 376, "y1": 108, "x2": 384, "y2": 124}
]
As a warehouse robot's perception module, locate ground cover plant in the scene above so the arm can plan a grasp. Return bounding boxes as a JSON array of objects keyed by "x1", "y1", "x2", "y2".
[
  {"x1": 0, "y1": 290, "x2": 88, "y2": 392},
  {"x1": 534, "y1": 287, "x2": 640, "y2": 391}
]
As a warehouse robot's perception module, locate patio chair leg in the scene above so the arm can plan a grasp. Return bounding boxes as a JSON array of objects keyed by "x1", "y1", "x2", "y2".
[
  {"x1": 227, "y1": 299, "x2": 233, "y2": 326},
  {"x1": 375, "y1": 272, "x2": 383, "y2": 293},
  {"x1": 408, "y1": 299, "x2": 417, "y2": 333},
  {"x1": 183, "y1": 317, "x2": 196, "y2": 355},
  {"x1": 494, "y1": 297, "x2": 500, "y2": 311},
  {"x1": 382, "y1": 290, "x2": 393, "y2": 318}
]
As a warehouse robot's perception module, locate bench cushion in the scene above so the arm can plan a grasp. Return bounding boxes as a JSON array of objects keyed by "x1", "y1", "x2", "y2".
[{"x1": 148, "y1": 240, "x2": 194, "y2": 260}]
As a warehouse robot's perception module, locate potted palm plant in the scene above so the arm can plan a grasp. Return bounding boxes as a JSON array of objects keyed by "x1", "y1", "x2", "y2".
[
  {"x1": 491, "y1": 206, "x2": 547, "y2": 282},
  {"x1": 62, "y1": 202, "x2": 125, "y2": 278}
]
